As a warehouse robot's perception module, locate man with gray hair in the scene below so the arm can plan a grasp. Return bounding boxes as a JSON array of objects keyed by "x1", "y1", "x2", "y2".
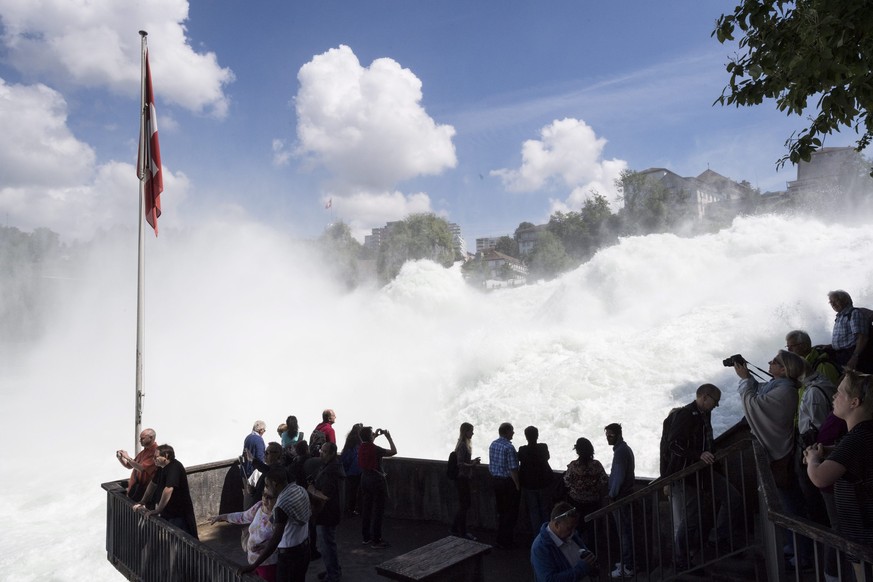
[
  {"x1": 242, "y1": 420, "x2": 267, "y2": 478},
  {"x1": 785, "y1": 329, "x2": 840, "y2": 384},
  {"x1": 825, "y1": 290, "x2": 872, "y2": 372}
]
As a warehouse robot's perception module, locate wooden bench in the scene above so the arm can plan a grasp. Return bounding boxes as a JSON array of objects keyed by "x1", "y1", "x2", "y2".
[{"x1": 375, "y1": 536, "x2": 492, "y2": 582}]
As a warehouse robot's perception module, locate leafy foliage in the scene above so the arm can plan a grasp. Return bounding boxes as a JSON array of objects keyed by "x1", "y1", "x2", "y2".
[
  {"x1": 547, "y1": 193, "x2": 617, "y2": 264},
  {"x1": 527, "y1": 230, "x2": 571, "y2": 281},
  {"x1": 616, "y1": 170, "x2": 692, "y2": 234},
  {"x1": 317, "y1": 222, "x2": 364, "y2": 289},
  {"x1": 494, "y1": 235, "x2": 519, "y2": 258},
  {"x1": 376, "y1": 213, "x2": 456, "y2": 282},
  {"x1": 713, "y1": 0, "x2": 873, "y2": 171}
]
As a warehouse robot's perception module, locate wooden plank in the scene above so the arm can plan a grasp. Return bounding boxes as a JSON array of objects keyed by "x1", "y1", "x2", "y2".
[{"x1": 375, "y1": 536, "x2": 492, "y2": 581}]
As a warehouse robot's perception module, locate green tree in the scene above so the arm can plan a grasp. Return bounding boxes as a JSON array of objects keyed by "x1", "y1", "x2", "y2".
[
  {"x1": 376, "y1": 213, "x2": 456, "y2": 282},
  {"x1": 317, "y1": 221, "x2": 363, "y2": 289},
  {"x1": 494, "y1": 235, "x2": 519, "y2": 258},
  {"x1": 616, "y1": 170, "x2": 691, "y2": 234},
  {"x1": 527, "y1": 230, "x2": 571, "y2": 281},
  {"x1": 714, "y1": 1, "x2": 873, "y2": 171}
]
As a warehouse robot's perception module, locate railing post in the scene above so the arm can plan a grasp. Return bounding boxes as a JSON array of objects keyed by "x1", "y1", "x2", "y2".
[{"x1": 757, "y1": 468, "x2": 782, "y2": 582}]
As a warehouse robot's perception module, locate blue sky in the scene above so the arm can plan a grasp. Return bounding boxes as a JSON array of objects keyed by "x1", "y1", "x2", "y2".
[{"x1": 0, "y1": 0, "x2": 853, "y2": 246}]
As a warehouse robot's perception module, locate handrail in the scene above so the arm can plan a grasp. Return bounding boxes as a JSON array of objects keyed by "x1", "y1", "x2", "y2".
[
  {"x1": 102, "y1": 478, "x2": 261, "y2": 581},
  {"x1": 585, "y1": 436, "x2": 753, "y2": 522},
  {"x1": 750, "y1": 439, "x2": 873, "y2": 565}
]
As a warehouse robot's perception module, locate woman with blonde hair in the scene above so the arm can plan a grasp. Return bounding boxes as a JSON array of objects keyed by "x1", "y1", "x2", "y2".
[{"x1": 451, "y1": 422, "x2": 480, "y2": 540}]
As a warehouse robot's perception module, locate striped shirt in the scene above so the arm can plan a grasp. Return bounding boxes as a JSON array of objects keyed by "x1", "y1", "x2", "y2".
[
  {"x1": 273, "y1": 484, "x2": 311, "y2": 548},
  {"x1": 832, "y1": 307, "x2": 866, "y2": 350}
]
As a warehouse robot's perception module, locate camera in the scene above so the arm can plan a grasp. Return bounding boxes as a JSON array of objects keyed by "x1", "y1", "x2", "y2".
[
  {"x1": 375, "y1": 428, "x2": 385, "y2": 436},
  {"x1": 722, "y1": 354, "x2": 746, "y2": 367},
  {"x1": 579, "y1": 549, "x2": 594, "y2": 559}
]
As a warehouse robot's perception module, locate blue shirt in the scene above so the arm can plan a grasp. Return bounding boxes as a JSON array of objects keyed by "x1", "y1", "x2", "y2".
[
  {"x1": 833, "y1": 306, "x2": 865, "y2": 350},
  {"x1": 488, "y1": 437, "x2": 519, "y2": 478},
  {"x1": 242, "y1": 431, "x2": 265, "y2": 478},
  {"x1": 530, "y1": 522, "x2": 593, "y2": 582},
  {"x1": 608, "y1": 439, "x2": 635, "y2": 499}
]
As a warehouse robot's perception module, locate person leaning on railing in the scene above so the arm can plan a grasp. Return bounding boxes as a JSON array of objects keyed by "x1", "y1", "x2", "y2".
[
  {"x1": 805, "y1": 370, "x2": 873, "y2": 582},
  {"x1": 208, "y1": 488, "x2": 278, "y2": 581}
]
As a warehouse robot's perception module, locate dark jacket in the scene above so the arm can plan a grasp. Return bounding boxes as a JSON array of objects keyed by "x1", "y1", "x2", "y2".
[
  {"x1": 665, "y1": 401, "x2": 713, "y2": 477},
  {"x1": 313, "y1": 458, "x2": 346, "y2": 526},
  {"x1": 518, "y1": 442, "x2": 554, "y2": 490}
]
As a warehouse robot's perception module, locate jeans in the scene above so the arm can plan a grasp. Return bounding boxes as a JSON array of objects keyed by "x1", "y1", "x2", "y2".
[
  {"x1": 492, "y1": 477, "x2": 520, "y2": 547},
  {"x1": 316, "y1": 525, "x2": 341, "y2": 581},
  {"x1": 523, "y1": 487, "x2": 551, "y2": 532},
  {"x1": 276, "y1": 541, "x2": 310, "y2": 582},
  {"x1": 612, "y1": 504, "x2": 634, "y2": 570},
  {"x1": 360, "y1": 471, "x2": 387, "y2": 542},
  {"x1": 671, "y1": 470, "x2": 742, "y2": 564}
]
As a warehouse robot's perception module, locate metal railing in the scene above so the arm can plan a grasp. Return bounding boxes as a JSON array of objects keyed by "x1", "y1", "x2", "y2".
[
  {"x1": 585, "y1": 437, "x2": 760, "y2": 580},
  {"x1": 751, "y1": 440, "x2": 873, "y2": 582},
  {"x1": 102, "y1": 480, "x2": 260, "y2": 582},
  {"x1": 583, "y1": 434, "x2": 873, "y2": 581}
]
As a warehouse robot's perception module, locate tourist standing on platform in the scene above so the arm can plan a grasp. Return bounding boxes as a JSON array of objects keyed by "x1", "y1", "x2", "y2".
[
  {"x1": 489, "y1": 422, "x2": 521, "y2": 549},
  {"x1": 605, "y1": 423, "x2": 635, "y2": 578},
  {"x1": 133, "y1": 444, "x2": 198, "y2": 539},
  {"x1": 310, "y1": 409, "x2": 337, "y2": 457},
  {"x1": 824, "y1": 290, "x2": 871, "y2": 372},
  {"x1": 785, "y1": 329, "x2": 840, "y2": 384},
  {"x1": 313, "y1": 442, "x2": 345, "y2": 582},
  {"x1": 209, "y1": 487, "x2": 279, "y2": 581},
  {"x1": 663, "y1": 384, "x2": 740, "y2": 570},
  {"x1": 242, "y1": 470, "x2": 311, "y2": 582},
  {"x1": 518, "y1": 426, "x2": 554, "y2": 532},
  {"x1": 116, "y1": 428, "x2": 158, "y2": 500},
  {"x1": 242, "y1": 420, "x2": 267, "y2": 478},
  {"x1": 358, "y1": 426, "x2": 397, "y2": 548},
  {"x1": 340, "y1": 423, "x2": 363, "y2": 516},
  {"x1": 451, "y1": 422, "x2": 481, "y2": 540},
  {"x1": 564, "y1": 437, "x2": 607, "y2": 545},
  {"x1": 806, "y1": 370, "x2": 873, "y2": 582},
  {"x1": 530, "y1": 502, "x2": 598, "y2": 582}
]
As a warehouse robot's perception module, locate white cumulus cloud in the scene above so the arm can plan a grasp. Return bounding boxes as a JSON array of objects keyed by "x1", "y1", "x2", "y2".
[
  {"x1": 0, "y1": 78, "x2": 188, "y2": 240},
  {"x1": 0, "y1": 79, "x2": 96, "y2": 188},
  {"x1": 295, "y1": 45, "x2": 457, "y2": 193},
  {"x1": 492, "y1": 118, "x2": 628, "y2": 209},
  {"x1": 0, "y1": 0, "x2": 233, "y2": 116}
]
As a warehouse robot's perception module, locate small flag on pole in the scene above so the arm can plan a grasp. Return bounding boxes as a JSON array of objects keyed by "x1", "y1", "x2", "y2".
[
  {"x1": 138, "y1": 50, "x2": 163, "y2": 235},
  {"x1": 325, "y1": 198, "x2": 332, "y2": 209}
]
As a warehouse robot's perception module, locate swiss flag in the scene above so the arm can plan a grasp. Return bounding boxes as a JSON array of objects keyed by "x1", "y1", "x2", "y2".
[{"x1": 137, "y1": 50, "x2": 163, "y2": 235}]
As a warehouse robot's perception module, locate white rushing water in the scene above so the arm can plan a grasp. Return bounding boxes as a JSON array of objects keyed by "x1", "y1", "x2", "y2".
[{"x1": 2, "y1": 213, "x2": 872, "y2": 580}]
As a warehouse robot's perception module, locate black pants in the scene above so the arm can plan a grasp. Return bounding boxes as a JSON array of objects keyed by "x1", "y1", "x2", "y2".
[
  {"x1": 493, "y1": 477, "x2": 519, "y2": 547},
  {"x1": 361, "y1": 471, "x2": 387, "y2": 542},
  {"x1": 276, "y1": 541, "x2": 310, "y2": 582},
  {"x1": 453, "y1": 477, "x2": 471, "y2": 536}
]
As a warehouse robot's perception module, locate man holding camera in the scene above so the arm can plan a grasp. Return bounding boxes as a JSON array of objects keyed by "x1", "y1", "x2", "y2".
[
  {"x1": 531, "y1": 501, "x2": 598, "y2": 582},
  {"x1": 358, "y1": 426, "x2": 396, "y2": 548},
  {"x1": 116, "y1": 428, "x2": 158, "y2": 500}
]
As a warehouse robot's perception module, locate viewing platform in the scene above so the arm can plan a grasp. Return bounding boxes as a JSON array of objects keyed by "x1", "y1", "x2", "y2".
[{"x1": 102, "y1": 423, "x2": 873, "y2": 581}]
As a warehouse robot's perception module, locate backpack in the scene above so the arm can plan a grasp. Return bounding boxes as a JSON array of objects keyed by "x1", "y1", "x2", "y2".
[
  {"x1": 309, "y1": 428, "x2": 327, "y2": 457},
  {"x1": 446, "y1": 450, "x2": 459, "y2": 480},
  {"x1": 659, "y1": 407, "x2": 683, "y2": 478}
]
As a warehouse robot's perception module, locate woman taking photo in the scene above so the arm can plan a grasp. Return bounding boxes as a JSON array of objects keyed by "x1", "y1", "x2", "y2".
[{"x1": 451, "y1": 422, "x2": 481, "y2": 540}]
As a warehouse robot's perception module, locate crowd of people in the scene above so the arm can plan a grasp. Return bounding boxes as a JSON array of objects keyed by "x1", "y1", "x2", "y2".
[{"x1": 115, "y1": 290, "x2": 873, "y2": 582}]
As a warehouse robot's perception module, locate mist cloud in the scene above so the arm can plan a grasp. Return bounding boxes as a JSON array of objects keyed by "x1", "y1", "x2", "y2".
[
  {"x1": 492, "y1": 118, "x2": 628, "y2": 210},
  {"x1": 0, "y1": 0, "x2": 233, "y2": 116}
]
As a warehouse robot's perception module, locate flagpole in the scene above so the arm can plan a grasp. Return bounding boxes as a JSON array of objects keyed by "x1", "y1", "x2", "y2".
[{"x1": 134, "y1": 30, "x2": 148, "y2": 455}]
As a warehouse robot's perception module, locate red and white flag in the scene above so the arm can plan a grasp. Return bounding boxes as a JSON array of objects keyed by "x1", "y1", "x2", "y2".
[{"x1": 137, "y1": 50, "x2": 163, "y2": 235}]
